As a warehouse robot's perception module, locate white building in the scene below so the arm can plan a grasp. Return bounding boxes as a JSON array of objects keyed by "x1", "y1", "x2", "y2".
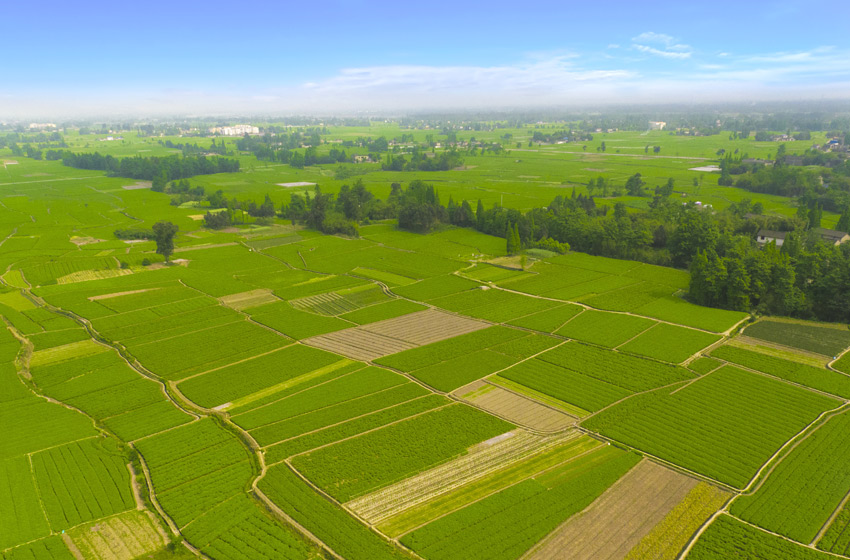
[
  {"x1": 209, "y1": 125, "x2": 260, "y2": 136},
  {"x1": 649, "y1": 121, "x2": 666, "y2": 131}
]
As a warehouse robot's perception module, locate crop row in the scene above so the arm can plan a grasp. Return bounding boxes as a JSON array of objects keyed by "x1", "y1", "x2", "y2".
[
  {"x1": 233, "y1": 366, "x2": 408, "y2": 431},
  {"x1": 264, "y1": 395, "x2": 448, "y2": 464},
  {"x1": 291, "y1": 404, "x2": 513, "y2": 502},
  {"x1": 555, "y1": 309, "x2": 655, "y2": 347},
  {"x1": 743, "y1": 319, "x2": 850, "y2": 357},
  {"x1": 712, "y1": 345, "x2": 850, "y2": 399},
  {"x1": 500, "y1": 358, "x2": 631, "y2": 412},
  {"x1": 689, "y1": 515, "x2": 832, "y2": 560},
  {"x1": 0, "y1": 456, "x2": 50, "y2": 549},
  {"x1": 400, "y1": 445, "x2": 640, "y2": 560},
  {"x1": 578, "y1": 281, "x2": 675, "y2": 313},
  {"x1": 248, "y1": 301, "x2": 350, "y2": 339},
  {"x1": 731, "y1": 409, "x2": 850, "y2": 543},
  {"x1": 506, "y1": 303, "x2": 583, "y2": 333},
  {"x1": 177, "y1": 344, "x2": 341, "y2": 408},
  {"x1": 624, "y1": 482, "x2": 729, "y2": 560},
  {"x1": 376, "y1": 326, "x2": 525, "y2": 372},
  {"x1": 129, "y1": 320, "x2": 288, "y2": 380},
  {"x1": 538, "y1": 341, "x2": 696, "y2": 392},
  {"x1": 619, "y1": 323, "x2": 721, "y2": 364},
  {"x1": 259, "y1": 465, "x2": 410, "y2": 560},
  {"x1": 251, "y1": 383, "x2": 428, "y2": 447},
  {"x1": 31, "y1": 438, "x2": 133, "y2": 531},
  {"x1": 583, "y1": 366, "x2": 839, "y2": 488}
]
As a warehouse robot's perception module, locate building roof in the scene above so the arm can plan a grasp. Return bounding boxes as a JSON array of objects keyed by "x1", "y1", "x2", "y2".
[
  {"x1": 757, "y1": 229, "x2": 787, "y2": 240},
  {"x1": 815, "y1": 228, "x2": 850, "y2": 241}
]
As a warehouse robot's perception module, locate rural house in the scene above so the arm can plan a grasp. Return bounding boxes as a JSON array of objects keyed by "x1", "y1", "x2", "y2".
[
  {"x1": 756, "y1": 229, "x2": 786, "y2": 246},
  {"x1": 814, "y1": 228, "x2": 850, "y2": 246}
]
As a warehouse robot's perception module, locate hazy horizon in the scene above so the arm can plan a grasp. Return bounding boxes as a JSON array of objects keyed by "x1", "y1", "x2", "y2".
[{"x1": 3, "y1": 0, "x2": 849, "y2": 119}]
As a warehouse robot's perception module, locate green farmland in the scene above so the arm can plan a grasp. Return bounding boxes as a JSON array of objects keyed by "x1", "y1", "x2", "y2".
[{"x1": 2, "y1": 120, "x2": 850, "y2": 560}]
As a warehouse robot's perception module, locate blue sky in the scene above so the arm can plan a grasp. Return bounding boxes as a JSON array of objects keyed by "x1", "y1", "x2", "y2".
[{"x1": 2, "y1": 0, "x2": 849, "y2": 117}]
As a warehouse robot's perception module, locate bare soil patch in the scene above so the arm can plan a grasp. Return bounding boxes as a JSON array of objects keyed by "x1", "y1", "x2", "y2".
[
  {"x1": 461, "y1": 381, "x2": 575, "y2": 431},
  {"x1": 277, "y1": 182, "x2": 317, "y2": 187},
  {"x1": 89, "y1": 288, "x2": 158, "y2": 301},
  {"x1": 303, "y1": 329, "x2": 418, "y2": 361},
  {"x1": 524, "y1": 460, "x2": 697, "y2": 560},
  {"x1": 121, "y1": 181, "x2": 152, "y2": 190},
  {"x1": 220, "y1": 289, "x2": 278, "y2": 310},
  {"x1": 70, "y1": 236, "x2": 105, "y2": 246},
  {"x1": 303, "y1": 309, "x2": 488, "y2": 360},
  {"x1": 174, "y1": 242, "x2": 238, "y2": 253},
  {"x1": 360, "y1": 309, "x2": 489, "y2": 345}
]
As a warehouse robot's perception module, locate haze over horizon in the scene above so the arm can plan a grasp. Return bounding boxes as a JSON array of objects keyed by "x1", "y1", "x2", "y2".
[{"x1": 3, "y1": 0, "x2": 849, "y2": 119}]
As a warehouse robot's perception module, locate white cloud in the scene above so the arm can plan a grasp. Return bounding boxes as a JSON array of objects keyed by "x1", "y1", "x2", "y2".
[
  {"x1": 632, "y1": 31, "x2": 692, "y2": 59},
  {"x1": 632, "y1": 32, "x2": 676, "y2": 45},
  {"x1": 634, "y1": 45, "x2": 692, "y2": 59}
]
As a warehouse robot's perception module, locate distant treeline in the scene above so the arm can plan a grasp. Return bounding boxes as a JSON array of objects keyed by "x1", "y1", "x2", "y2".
[
  {"x1": 269, "y1": 175, "x2": 850, "y2": 322},
  {"x1": 56, "y1": 151, "x2": 240, "y2": 181}
]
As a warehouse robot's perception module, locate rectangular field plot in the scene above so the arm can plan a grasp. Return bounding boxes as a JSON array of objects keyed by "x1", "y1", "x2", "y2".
[
  {"x1": 743, "y1": 319, "x2": 850, "y2": 357},
  {"x1": 247, "y1": 301, "x2": 351, "y2": 339},
  {"x1": 339, "y1": 298, "x2": 427, "y2": 325},
  {"x1": 500, "y1": 358, "x2": 631, "y2": 413},
  {"x1": 264, "y1": 394, "x2": 449, "y2": 463},
  {"x1": 497, "y1": 342, "x2": 695, "y2": 414},
  {"x1": 219, "y1": 288, "x2": 279, "y2": 310},
  {"x1": 289, "y1": 283, "x2": 391, "y2": 315},
  {"x1": 506, "y1": 303, "x2": 583, "y2": 333},
  {"x1": 175, "y1": 344, "x2": 344, "y2": 409},
  {"x1": 428, "y1": 287, "x2": 554, "y2": 323},
  {"x1": 400, "y1": 444, "x2": 640, "y2": 560},
  {"x1": 619, "y1": 323, "x2": 721, "y2": 364},
  {"x1": 29, "y1": 339, "x2": 110, "y2": 368},
  {"x1": 731, "y1": 409, "x2": 850, "y2": 543},
  {"x1": 392, "y1": 274, "x2": 481, "y2": 301},
  {"x1": 712, "y1": 345, "x2": 850, "y2": 399},
  {"x1": 583, "y1": 366, "x2": 840, "y2": 488},
  {"x1": 525, "y1": 460, "x2": 697, "y2": 560},
  {"x1": 555, "y1": 310, "x2": 656, "y2": 347},
  {"x1": 67, "y1": 510, "x2": 168, "y2": 560},
  {"x1": 459, "y1": 381, "x2": 576, "y2": 431},
  {"x1": 348, "y1": 430, "x2": 579, "y2": 524},
  {"x1": 128, "y1": 320, "x2": 289, "y2": 380},
  {"x1": 0, "y1": 456, "x2": 50, "y2": 549},
  {"x1": 304, "y1": 309, "x2": 489, "y2": 361},
  {"x1": 375, "y1": 324, "x2": 522, "y2": 371},
  {"x1": 624, "y1": 482, "x2": 730, "y2": 560},
  {"x1": 230, "y1": 366, "x2": 424, "y2": 446},
  {"x1": 690, "y1": 515, "x2": 834, "y2": 560},
  {"x1": 31, "y1": 438, "x2": 134, "y2": 531},
  {"x1": 290, "y1": 404, "x2": 513, "y2": 502},
  {"x1": 633, "y1": 295, "x2": 747, "y2": 333}
]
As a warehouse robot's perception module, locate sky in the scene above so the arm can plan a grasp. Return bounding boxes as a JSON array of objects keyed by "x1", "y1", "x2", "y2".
[{"x1": 2, "y1": 0, "x2": 849, "y2": 118}]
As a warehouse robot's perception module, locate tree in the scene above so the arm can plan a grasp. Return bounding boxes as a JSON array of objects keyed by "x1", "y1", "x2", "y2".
[
  {"x1": 837, "y1": 207, "x2": 850, "y2": 233},
  {"x1": 625, "y1": 173, "x2": 645, "y2": 196},
  {"x1": 152, "y1": 221, "x2": 179, "y2": 263}
]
